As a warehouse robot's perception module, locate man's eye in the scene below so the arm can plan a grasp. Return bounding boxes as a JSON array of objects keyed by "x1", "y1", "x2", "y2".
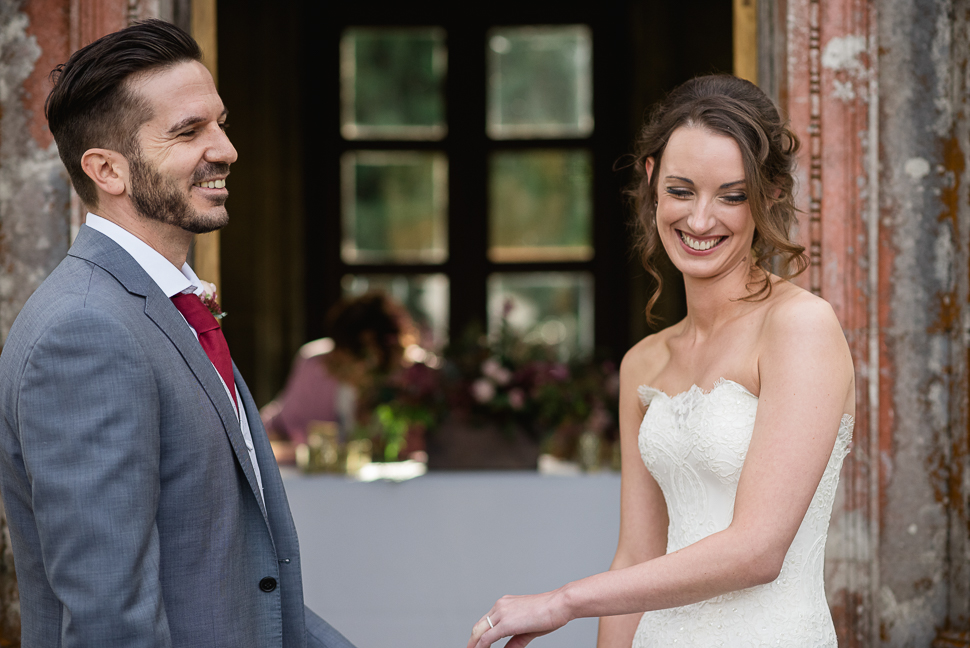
[
  {"x1": 179, "y1": 130, "x2": 196, "y2": 137},
  {"x1": 219, "y1": 122, "x2": 230, "y2": 131}
]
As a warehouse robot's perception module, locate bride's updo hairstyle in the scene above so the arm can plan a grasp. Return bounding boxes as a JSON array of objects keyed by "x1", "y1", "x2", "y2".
[{"x1": 628, "y1": 74, "x2": 807, "y2": 323}]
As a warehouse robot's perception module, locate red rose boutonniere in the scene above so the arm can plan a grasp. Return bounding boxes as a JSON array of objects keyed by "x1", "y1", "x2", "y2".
[{"x1": 199, "y1": 280, "x2": 226, "y2": 321}]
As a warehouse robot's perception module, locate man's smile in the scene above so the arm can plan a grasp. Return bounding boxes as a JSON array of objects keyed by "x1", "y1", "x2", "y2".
[{"x1": 193, "y1": 179, "x2": 226, "y2": 189}]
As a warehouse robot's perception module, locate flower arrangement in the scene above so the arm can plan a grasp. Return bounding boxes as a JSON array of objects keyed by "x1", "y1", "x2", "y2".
[
  {"x1": 361, "y1": 306, "x2": 620, "y2": 464},
  {"x1": 451, "y1": 317, "x2": 620, "y2": 449}
]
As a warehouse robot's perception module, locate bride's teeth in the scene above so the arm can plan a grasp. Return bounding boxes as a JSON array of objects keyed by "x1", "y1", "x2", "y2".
[{"x1": 681, "y1": 232, "x2": 722, "y2": 251}]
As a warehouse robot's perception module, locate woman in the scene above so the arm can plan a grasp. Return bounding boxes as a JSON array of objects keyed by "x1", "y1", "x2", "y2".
[
  {"x1": 468, "y1": 75, "x2": 854, "y2": 647},
  {"x1": 260, "y1": 291, "x2": 413, "y2": 463}
]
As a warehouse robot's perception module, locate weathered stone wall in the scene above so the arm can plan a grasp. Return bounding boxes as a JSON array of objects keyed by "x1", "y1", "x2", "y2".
[
  {"x1": 877, "y1": 0, "x2": 970, "y2": 645},
  {"x1": 0, "y1": 3, "x2": 72, "y2": 642},
  {"x1": 0, "y1": 0, "x2": 72, "y2": 342},
  {"x1": 780, "y1": 0, "x2": 970, "y2": 644}
]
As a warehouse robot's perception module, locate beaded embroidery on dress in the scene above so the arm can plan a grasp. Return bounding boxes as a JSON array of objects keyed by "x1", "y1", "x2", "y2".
[{"x1": 632, "y1": 378, "x2": 853, "y2": 648}]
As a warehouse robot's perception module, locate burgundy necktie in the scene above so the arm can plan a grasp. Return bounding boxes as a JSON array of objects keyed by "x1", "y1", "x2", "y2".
[{"x1": 171, "y1": 292, "x2": 236, "y2": 409}]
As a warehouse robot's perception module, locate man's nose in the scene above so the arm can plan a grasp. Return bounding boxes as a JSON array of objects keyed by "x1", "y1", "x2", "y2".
[{"x1": 206, "y1": 127, "x2": 238, "y2": 165}]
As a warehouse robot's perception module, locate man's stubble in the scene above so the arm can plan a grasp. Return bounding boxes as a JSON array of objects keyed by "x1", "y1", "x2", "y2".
[{"x1": 127, "y1": 147, "x2": 230, "y2": 235}]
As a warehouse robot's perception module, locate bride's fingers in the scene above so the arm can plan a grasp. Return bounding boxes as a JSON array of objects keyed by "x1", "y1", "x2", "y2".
[
  {"x1": 506, "y1": 634, "x2": 539, "y2": 648},
  {"x1": 467, "y1": 616, "x2": 493, "y2": 648}
]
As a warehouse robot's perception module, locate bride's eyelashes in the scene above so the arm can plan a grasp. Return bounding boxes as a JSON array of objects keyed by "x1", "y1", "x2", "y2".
[
  {"x1": 665, "y1": 187, "x2": 693, "y2": 199},
  {"x1": 663, "y1": 186, "x2": 749, "y2": 204}
]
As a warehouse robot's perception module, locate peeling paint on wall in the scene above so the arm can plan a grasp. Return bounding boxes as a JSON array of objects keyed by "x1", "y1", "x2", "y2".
[
  {"x1": 0, "y1": 0, "x2": 71, "y2": 342},
  {"x1": 904, "y1": 157, "x2": 931, "y2": 180},
  {"x1": 877, "y1": 0, "x2": 970, "y2": 645},
  {"x1": 823, "y1": 35, "x2": 868, "y2": 71}
]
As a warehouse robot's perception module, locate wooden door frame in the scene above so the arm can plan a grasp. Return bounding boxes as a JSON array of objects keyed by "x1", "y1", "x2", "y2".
[{"x1": 188, "y1": 0, "x2": 222, "y2": 289}]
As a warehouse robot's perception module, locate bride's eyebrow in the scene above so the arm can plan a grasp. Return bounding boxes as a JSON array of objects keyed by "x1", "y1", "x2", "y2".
[{"x1": 664, "y1": 176, "x2": 746, "y2": 188}]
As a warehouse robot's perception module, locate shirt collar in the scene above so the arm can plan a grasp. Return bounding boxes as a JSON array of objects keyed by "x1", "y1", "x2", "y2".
[{"x1": 84, "y1": 213, "x2": 203, "y2": 298}]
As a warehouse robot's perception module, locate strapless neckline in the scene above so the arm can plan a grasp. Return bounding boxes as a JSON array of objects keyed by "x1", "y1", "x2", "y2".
[
  {"x1": 638, "y1": 377, "x2": 855, "y2": 427},
  {"x1": 638, "y1": 377, "x2": 758, "y2": 401}
]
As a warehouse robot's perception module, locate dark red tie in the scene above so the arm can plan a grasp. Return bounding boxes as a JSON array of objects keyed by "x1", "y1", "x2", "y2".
[{"x1": 171, "y1": 292, "x2": 237, "y2": 409}]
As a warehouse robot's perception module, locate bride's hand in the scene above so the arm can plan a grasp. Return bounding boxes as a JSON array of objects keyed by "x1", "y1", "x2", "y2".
[{"x1": 466, "y1": 588, "x2": 572, "y2": 648}]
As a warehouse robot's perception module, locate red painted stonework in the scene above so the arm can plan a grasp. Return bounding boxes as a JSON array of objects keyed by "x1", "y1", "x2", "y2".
[
  {"x1": 785, "y1": 0, "x2": 877, "y2": 645},
  {"x1": 22, "y1": 0, "x2": 71, "y2": 149},
  {"x1": 69, "y1": 0, "x2": 128, "y2": 52}
]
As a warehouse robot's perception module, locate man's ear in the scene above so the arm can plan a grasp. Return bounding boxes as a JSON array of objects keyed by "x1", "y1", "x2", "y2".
[
  {"x1": 80, "y1": 149, "x2": 128, "y2": 197},
  {"x1": 645, "y1": 157, "x2": 655, "y2": 184}
]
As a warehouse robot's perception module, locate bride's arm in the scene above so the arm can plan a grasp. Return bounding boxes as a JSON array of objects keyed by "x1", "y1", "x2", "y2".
[
  {"x1": 468, "y1": 295, "x2": 854, "y2": 648},
  {"x1": 596, "y1": 340, "x2": 670, "y2": 648}
]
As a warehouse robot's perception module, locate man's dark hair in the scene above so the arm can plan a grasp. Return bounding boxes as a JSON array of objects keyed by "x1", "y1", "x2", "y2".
[{"x1": 45, "y1": 19, "x2": 202, "y2": 208}]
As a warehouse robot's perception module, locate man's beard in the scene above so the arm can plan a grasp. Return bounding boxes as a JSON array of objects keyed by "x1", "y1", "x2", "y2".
[{"x1": 128, "y1": 149, "x2": 230, "y2": 235}]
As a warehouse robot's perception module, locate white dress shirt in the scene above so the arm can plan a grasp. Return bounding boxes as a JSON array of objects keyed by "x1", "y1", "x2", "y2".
[{"x1": 85, "y1": 213, "x2": 264, "y2": 501}]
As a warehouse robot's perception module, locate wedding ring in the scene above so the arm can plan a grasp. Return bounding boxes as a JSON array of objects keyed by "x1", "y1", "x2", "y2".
[{"x1": 487, "y1": 615, "x2": 494, "y2": 629}]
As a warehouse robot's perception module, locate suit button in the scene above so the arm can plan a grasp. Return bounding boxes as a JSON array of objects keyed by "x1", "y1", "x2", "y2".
[{"x1": 259, "y1": 577, "x2": 277, "y2": 592}]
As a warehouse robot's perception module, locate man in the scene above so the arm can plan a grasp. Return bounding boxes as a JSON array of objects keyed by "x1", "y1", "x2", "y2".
[{"x1": 0, "y1": 19, "x2": 354, "y2": 648}]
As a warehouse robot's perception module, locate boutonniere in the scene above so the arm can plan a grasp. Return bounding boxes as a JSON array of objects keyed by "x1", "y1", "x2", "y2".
[{"x1": 199, "y1": 280, "x2": 227, "y2": 321}]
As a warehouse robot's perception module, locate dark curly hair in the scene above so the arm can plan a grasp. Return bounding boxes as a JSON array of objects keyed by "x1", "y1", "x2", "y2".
[
  {"x1": 627, "y1": 74, "x2": 807, "y2": 324},
  {"x1": 325, "y1": 292, "x2": 409, "y2": 374}
]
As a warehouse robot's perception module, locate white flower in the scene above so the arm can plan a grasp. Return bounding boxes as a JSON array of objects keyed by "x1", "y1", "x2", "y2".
[
  {"x1": 471, "y1": 378, "x2": 496, "y2": 404},
  {"x1": 198, "y1": 279, "x2": 218, "y2": 300},
  {"x1": 481, "y1": 357, "x2": 513, "y2": 386}
]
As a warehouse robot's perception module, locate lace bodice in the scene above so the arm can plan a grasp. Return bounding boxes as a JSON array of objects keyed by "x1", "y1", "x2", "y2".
[{"x1": 632, "y1": 379, "x2": 853, "y2": 648}]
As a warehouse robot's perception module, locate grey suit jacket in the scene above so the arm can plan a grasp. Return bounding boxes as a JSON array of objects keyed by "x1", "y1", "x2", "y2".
[{"x1": 0, "y1": 226, "x2": 354, "y2": 648}]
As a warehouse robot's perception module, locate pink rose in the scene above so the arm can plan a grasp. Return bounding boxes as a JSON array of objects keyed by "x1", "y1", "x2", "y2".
[
  {"x1": 548, "y1": 363, "x2": 570, "y2": 382},
  {"x1": 508, "y1": 388, "x2": 526, "y2": 410},
  {"x1": 471, "y1": 378, "x2": 496, "y2": 404}
]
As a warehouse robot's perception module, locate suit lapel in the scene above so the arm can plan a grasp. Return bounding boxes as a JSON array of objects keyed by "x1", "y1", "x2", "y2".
[
  {"x1": 144, "y1": 294, "x2": 268, "y2": 519},
  {"x1": 69, "y1": 227, "x2": 269, "y2": 522}
]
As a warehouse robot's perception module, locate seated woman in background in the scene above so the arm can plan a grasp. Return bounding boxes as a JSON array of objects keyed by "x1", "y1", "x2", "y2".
[{"x1": 260, "y1": 291, "x2": 413, "y2": 464}]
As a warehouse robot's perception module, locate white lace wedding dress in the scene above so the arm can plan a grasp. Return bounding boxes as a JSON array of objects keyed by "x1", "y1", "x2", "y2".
[{"x1": 632, "y1": 379, "x2": 853, "y2": 648}]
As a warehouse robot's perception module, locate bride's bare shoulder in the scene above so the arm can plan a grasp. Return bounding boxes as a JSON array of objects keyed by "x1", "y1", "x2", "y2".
[
  {"x1": 761, "y1": 280, "x2": 842, "y2": 337},
  {"x1": 758, "y1": 280, "x2": 851, "y2": 378},
  {"x1": 621, "y1": 322, "x2": 680, "y2": 387}
]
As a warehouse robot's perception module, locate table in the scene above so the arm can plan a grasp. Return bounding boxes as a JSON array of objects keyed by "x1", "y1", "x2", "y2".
[{"x1": 284, "y1": 470, "x2": 622, "y2": 647}]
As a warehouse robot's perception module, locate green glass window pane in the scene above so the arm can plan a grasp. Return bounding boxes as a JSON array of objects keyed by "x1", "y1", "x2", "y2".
[
  {"x1": 341, "y1": 151, "x2": 448, "y2": 264},
  {"x1": 487, "y1": 272, "x2": 594, "y2": 360},
  {"x1": 341, "y1": 27, "x2": 447, "y2": 140},
  {"x1": 489, "y1": 149, "x2": 593, "y2": 262},
  {"x1": 487, "y1": 25, "x2": 593, "y2": 140},
  {"x1": 342, "y1": 274, "x2": 449, "y2": 350}
]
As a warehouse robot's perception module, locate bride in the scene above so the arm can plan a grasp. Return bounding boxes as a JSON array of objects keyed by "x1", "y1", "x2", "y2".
[{"x1": 468, "y1": 74, "x2": 855, "y2": 648}]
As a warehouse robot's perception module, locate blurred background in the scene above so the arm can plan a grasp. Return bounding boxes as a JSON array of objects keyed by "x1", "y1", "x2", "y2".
[{"x1": 215, "y1": 0, "x2": 734, "y2": 409}]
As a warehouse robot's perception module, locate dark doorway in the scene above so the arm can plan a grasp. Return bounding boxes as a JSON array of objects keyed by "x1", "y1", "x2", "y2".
[{"x1": 218, "y1": 0, "x2": 732, "y2": 404}]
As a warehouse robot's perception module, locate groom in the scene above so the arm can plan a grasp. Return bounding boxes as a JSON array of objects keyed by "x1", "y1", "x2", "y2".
[{"x1": 0, "y1": 19, "x2": 354, "y2": 648}]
